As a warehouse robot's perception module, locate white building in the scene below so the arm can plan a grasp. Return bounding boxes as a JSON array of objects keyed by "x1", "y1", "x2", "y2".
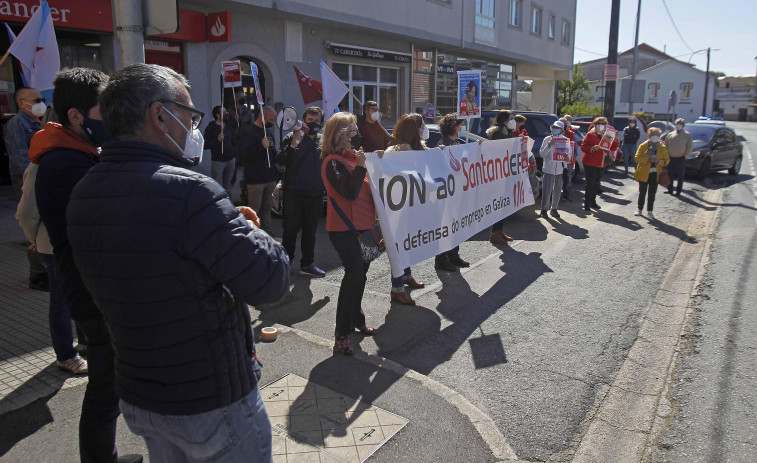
[
  {"x1": 714, "y1": 76, "x2": 757, "y2": 121},
  {"x1": 581, "y1": 44, "x2": 715, "y2": 122}
]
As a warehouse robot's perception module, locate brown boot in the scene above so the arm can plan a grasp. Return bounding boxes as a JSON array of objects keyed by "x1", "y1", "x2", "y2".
[{"x1": 391, "y1": 291, "x2": 415, "y2": 305}]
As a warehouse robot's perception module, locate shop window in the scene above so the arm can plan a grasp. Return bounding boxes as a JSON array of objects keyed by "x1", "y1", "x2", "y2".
[{"x1": 334, "y1": 62, "x2": 401, "y2": 124}]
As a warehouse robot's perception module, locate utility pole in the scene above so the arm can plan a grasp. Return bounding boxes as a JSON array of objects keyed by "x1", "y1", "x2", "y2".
[
  {"x1": 113, "y1": 0, "x2": 146, "y2": 69},
  {"x1": 701, "y1": 47, "x2": 711, "y2": 116},
  {"x1": 628, "y1": 0, "x2": 642, "y2": 114},
  {"x1": 603, "y1": 0, "x2": 621, "y2": 125}
]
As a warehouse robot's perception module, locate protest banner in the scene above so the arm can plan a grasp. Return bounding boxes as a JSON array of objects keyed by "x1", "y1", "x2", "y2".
[
  {"x1": 365, "y1": 138, "x2": 535, "y2": 278},
  {"x1": 222, "y1": 60, "x2": 242, "y2": 87},
  {"x1": 553, "y1": 137, "x2": 571, "y2": 162},
  {"x1": 457, "y1": 70, "x2": 481, "y2": 119}
]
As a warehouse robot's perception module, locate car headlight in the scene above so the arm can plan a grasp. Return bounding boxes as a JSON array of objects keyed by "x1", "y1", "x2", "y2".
[{"x1": 686, "y1": 151, "x2": 702, "y2": 160}]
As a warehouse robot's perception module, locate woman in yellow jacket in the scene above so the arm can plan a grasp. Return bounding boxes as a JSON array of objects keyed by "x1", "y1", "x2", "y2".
[{"x1": 633, "y1": 127, "x2": 670, "y2": 219}]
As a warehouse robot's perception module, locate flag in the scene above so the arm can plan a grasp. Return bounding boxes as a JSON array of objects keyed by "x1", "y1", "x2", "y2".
[
  {"x1": 293, "y1": 65, "x2": 322, "y2": 105},
  {"x1": 7, "y1": 1, "x2": 59, "y2": 102},
  {"x1": 320, "y1": 60, "x2": 349, "y2": 120},
  {"x1": 249, "y1": 62, "x2": 264, "y2": 106},
  {"x1": 4, "y1": 23, "x2": 29, "y2": 86}
]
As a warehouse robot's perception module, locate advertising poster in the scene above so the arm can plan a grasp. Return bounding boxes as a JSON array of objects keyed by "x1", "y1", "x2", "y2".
[{"x1": 457, "y1": 70, "x2": 482, "y2": 119}]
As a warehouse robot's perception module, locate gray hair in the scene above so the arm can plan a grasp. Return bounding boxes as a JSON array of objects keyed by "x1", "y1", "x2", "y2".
[
  {"x1": 675, "y1": 118, "x2": 685, "y2": 125},
  {"x1": 99, "y1": 63, "x2": 190, "y2": 140}
]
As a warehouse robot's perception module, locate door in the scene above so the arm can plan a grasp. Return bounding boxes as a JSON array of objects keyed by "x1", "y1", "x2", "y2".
[{"x1": 710, "y1": 130, "x2": 729, "y2": 169}]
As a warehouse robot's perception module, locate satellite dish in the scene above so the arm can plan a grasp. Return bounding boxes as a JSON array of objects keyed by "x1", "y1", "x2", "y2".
[{"x1": 277, "y1": 107, "x2": 298, "y2": 132}]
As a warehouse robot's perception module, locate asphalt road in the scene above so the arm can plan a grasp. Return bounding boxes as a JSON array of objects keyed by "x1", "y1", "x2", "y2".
[
  {"x1": 257, "y1": 124, "x2": 755, "y2": 461},
  {"x1": 648, "y1": 121, "x2": 757, "y2": 463}
]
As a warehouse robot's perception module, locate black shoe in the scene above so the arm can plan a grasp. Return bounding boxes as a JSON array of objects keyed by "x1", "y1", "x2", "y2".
[
  {"x1": 29, "y1": 280, "x2": 49, "y2": 292},
  {"x1": 674, "y1": 191, "x2": 681, "y2": 197},
  {"x1": 597, "y1": 188, "x2": 604, "y2": 194},
  {"x1": 584, "y1": 205, "x2": 591, "y2": 212},
  {"x1": 117, "y1": 455, "x2": 144, "y2": 463},
  {"x1": 435, "y1": 261, "x2": 459, "y2": 272},
  {"x1": 664, "y1": 190, "x2": 673, "y2": 194},
  {"x1": 450, "y1": 257, "x2": 470, "y2": 268},
  {"x1": 590, "y1": 203, "x2": 601, "y2": 210}
]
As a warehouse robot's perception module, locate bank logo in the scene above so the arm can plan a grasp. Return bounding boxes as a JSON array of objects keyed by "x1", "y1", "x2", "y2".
[
  {"x1": 210, "y1": 16, "x2": 226, "y2": 37},
  {"x1": 448, "y1": 148, "x2": 461, "y2": 172}
]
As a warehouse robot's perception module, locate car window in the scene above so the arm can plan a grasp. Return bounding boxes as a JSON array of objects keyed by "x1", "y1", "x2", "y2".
[
  {"x1": 723, "y1": 130, "x2": 736, "y2": 144},
  {"x1": 426, "y1": 130, "x2": 442, "y2": 148},
  {"x1": 686, "y1": 126, "x2": 715, "y2": 145},
  {"x1": 525, "y1": 118, "x2": 551, "y2": 137},
  {"x1": 470, "y1": 114, "x2": 495, "y2": 137},
  {"x1": 612, "y1": 117, "x2": 628, "y2": 131}
]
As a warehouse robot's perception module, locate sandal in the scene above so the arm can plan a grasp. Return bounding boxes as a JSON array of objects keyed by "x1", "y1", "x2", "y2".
[
  {"x1": 333, "y1": 335, "x2": 353, "y2": 356},
  {"x1": 356, "y1": 325, "x2": 378, "y2": 336}
]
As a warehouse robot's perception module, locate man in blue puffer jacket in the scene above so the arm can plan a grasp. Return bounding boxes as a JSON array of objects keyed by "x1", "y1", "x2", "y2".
[{"x1": 66, "y1": 64, "x2": 290, "y2": 463}]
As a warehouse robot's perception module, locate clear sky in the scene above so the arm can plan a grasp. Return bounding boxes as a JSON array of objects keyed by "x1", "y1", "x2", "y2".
[{"x1": 574, "y1": 0, "x2": 757, "y2": 76}]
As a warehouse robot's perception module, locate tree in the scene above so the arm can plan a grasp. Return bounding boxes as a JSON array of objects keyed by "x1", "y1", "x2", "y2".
[
  {"x1": 559, "y1": 102, "x2": 602, "y2": 118},
  {"x1": 557, "y1": 63, "x2": 591, "y2": 115}
]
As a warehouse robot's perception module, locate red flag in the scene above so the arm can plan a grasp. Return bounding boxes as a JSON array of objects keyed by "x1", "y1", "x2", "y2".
[{"x1": 293, "y1": 65, "x2": 323, "y2": 105}]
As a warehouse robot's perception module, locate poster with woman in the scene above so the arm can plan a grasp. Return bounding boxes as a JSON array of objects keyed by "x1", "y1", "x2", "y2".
[{"x1": 457, "y1": 71, "x2": 482, "y2": 119}]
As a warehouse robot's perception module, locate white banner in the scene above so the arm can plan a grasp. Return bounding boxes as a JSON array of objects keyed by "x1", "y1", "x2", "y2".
[{"x1": 366, "y1": 138, "x2": 535, "y2": 278}]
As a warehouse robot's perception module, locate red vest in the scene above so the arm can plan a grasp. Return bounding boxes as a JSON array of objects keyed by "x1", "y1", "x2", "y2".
[{"x1": 321, "y1": 153, "x2": 377, "y2": 232}]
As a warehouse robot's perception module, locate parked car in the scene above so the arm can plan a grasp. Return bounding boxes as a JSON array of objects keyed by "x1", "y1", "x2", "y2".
[{"x1": 684, "y1": 123, "x2": 743, "y2": 179}]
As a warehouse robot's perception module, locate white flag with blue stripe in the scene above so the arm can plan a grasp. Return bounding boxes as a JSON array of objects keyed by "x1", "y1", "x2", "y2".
[{"x1": 7, "y1": 1, "x2": 60, "y2": 100}]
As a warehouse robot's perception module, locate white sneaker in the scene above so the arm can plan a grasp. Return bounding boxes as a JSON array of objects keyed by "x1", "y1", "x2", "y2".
[
  {"x1": 56, "y1": 355, "x2": 88, "y2": 375},
  {"x1": 648, "y1": 211, "x2": 655, "y2": 219},
  {"x1": 634, "y1": 210, "x2": 642, "y2": 216}
]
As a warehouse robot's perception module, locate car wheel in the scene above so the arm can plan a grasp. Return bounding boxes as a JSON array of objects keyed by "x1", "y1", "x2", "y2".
[
  {"x1": 697, "y1": 157, "x2": 711, "y2": 181},
  {"x1": 728, "y1": 155, "x2": 742, "y2": 176}
]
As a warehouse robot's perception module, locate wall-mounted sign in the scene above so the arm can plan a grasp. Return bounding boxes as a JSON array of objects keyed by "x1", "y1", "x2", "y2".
[
  {"x1": 207, "y1": 11, "x2": 231, "y2": 42},
  {"x1": 331, "y1": 45, "x2": 411, "y2": 63},
  {"x1": 437, "y1": 64, "x2": 454, "y2": 74}
]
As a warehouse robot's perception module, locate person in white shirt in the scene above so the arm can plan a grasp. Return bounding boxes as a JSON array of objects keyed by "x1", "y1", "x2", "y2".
[{"x1": 538, "y1": 121, "x2": 571, "y2": 218}]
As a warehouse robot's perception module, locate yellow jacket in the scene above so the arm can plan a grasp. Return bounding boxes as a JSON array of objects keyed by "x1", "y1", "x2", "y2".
[{"x1": 634, "y1": 141, "x2": 670, "y2": 183}]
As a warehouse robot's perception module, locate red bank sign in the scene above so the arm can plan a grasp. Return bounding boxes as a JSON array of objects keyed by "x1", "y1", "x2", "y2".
[
  {"x1": 0, "y1": 0, "x2": 113, "y2": 32},
  {"x1": 0, "y1": 1, "x2": 231, "y2": 42}
]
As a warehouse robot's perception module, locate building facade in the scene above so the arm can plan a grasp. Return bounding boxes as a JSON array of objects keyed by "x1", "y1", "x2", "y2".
[
  {"x1": 714, "y1": 76, "x2": 757, "y2": 121},
  {"x1": 1, "y1": 0, "x2": 576, "y2": 173},
  {"x1": 581, "y1": 44, "x2": 715, "y2": 122}
]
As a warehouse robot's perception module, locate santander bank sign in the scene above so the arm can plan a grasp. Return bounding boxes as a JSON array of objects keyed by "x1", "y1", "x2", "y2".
[{"x1": 0, "y1": 0, "x2": 113, "y2": 32}]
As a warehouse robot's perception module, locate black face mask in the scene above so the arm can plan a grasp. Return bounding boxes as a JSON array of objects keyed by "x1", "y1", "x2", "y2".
[
  {"x1": 82, "y1": 116, "x2": 111, "y2": 146},
  {"x1": 265, "y1": 122, "x2": 273, "y2": 128},
  {"x1": 238, "y1": 98, "x2": 246, "y2": 106},
  {"x1": 306, "y1": 121, "x2": 321, "y2": 134}
]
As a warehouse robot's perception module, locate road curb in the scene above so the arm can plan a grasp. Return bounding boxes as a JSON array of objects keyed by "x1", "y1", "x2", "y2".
[
  {"x1": 268, "y1": 323, "x2": 520, "y2": 461},
  {"x1": 570, "y1": 185, "x2": 724, "y2": 463}
]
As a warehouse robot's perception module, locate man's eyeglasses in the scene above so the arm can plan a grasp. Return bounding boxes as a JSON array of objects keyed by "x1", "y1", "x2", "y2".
[
  {"x1": 160, "y1": 100, "x2": 204, "y2": 130},
  {"x1": 23, "y1": 98, "x2": 46, "y2": 104}
]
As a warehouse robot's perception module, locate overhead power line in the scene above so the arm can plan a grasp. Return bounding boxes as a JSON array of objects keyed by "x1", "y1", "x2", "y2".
[
  {"x1": 661, "y1": 0, "x2": 694, "y2": 52},
  {"x1": 575, "y1": 46, "x2": 606, "y2": 57}
]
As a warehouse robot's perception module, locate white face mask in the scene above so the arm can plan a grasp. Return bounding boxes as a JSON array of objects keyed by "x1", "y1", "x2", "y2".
[
  {"x1": 596, "y1": 124, "x2": 606, "y2": 133},
  {"x1": 30, "y1": 102, "x2": 47, "y2": 118},
  {"x1": 507, "y1": 119, "x2": 517, "y2": 130},
  {"x1": 370, "y1": 111, "x2": 381, "y2": 122},
  {"x1": 458, "y1": 125, "x2": 466, "y2": 136},
  {"x1": 164, "y1": 108, "x2": 205, "y2": 165},
  {"x1": 421, "y1": 126, "x2": 429, "y2": 141},
  {"x1": 675, "y1": 124, "x2": 683, "y2": 131},
  {"x1": 650, "y1": 136, "x2": 660, "y2": 143}
]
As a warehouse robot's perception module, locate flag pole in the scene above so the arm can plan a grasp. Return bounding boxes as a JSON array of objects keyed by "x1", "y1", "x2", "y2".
[
  {"x1": 0, "y1": 50, "x2": 11, "y2": 67},
  {"x1": 348, "y1": 89, "x2": 363, "y2": 107}
]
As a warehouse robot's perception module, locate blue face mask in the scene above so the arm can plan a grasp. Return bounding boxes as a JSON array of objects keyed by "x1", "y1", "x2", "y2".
[
  {"x1": 82, "y1": 117, "x2": 112, "y2": 147},
  {"x1": 551, "y1": 129, "x2": 562, "y2": 136}
]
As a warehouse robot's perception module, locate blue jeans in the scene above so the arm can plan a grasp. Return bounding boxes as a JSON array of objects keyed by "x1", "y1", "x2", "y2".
[
  {"x1": 41, "y1": 253, "x2": 79, "y2": 361},
  {"x1": 120, "y1": 386, "x2": 272, "y2": 463},
  {"x1": 622, "y1": 143, "x2": 637, "y2": 171}
]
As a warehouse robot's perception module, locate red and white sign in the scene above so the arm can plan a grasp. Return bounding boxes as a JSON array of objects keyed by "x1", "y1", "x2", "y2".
[
  {"x1": 207, "y1": 11, "x2": 231, "y2": 42},
  {"x1": 0, "y1": 0, "x2": 113, "y2": 32},
  {"x1": 425, "y1": 103, "x2": 435, "y2": 118},
  {"x1": 603, "y1": 64, "x2": 619, "y2": 81},
  {"x1": 222, "y1": 60, "x2": 242, "y2": 88},
  {"x1": 553, "y1": 137, "x2": 571, "y2": 162},
  {"x1": 598, "y1": 126, "x2": 617, "y2": 151}
]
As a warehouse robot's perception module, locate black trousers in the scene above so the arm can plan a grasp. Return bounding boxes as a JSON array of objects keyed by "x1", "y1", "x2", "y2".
[
  {"x1": 638, "y1": 172, "x2": 659, "y2": 211},
  {"x1": 282, "y1": 191, "x2": 322, "y2": 267},
  {"x1": 583, "y1": 165, "x2": 603, "y2": 208},
  {"x1": 328, "y1": 231, "x2": 369, "y2": 337},
  {"x1": 668, "y1": 156, "x2": 686, "y2": 194}
]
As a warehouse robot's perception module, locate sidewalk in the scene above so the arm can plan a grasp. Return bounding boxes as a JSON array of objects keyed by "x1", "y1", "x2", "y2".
[{"x1": 0, "y1": 183, "x2": 507, "y2": 462}]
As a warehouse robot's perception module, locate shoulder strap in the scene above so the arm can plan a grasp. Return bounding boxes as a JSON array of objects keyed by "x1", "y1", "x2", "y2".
[{"x1": 328, "y1": 196, "x2": 360, "y2": 236}]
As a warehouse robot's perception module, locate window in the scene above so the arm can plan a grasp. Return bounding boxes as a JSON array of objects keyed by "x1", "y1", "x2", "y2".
[
  {"x1": 680, "y1": 82, "x2": 693, "y2": 102},
  {"x1": 334, "y1": 63, "x2": 401, "y2": 123},
  {"x1": 531, "y1": 6, "x2": 542, "y2": 35},
  {"x1": 648, "y1": 82, "x2": 660, "y2": 102},
  {"x1": 284, "y1": 21, "x2": 302, "y2": 62},
  {"x1": 561, "y1": 21, "x2": 571, "y2": 45},
  {"x1": 548, "y1": 15, "x2": 555, "y2": 39},
  {"x1": 476, "y1": 0, "x2": 496, "y2": 28},
  {"x1": 509, "y1": 0, "x2": 520, "y2": 27}
]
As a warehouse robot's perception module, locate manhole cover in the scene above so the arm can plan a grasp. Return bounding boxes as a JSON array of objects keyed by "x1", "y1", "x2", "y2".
[{"x1": 261, "y1": 373, "x2": 409, "y2": 462}]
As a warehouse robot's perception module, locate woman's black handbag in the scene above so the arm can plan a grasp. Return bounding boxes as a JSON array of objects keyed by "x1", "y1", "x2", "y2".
[{"x1": 328, "y1": 197, "x2": 385, "y2": 262}]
